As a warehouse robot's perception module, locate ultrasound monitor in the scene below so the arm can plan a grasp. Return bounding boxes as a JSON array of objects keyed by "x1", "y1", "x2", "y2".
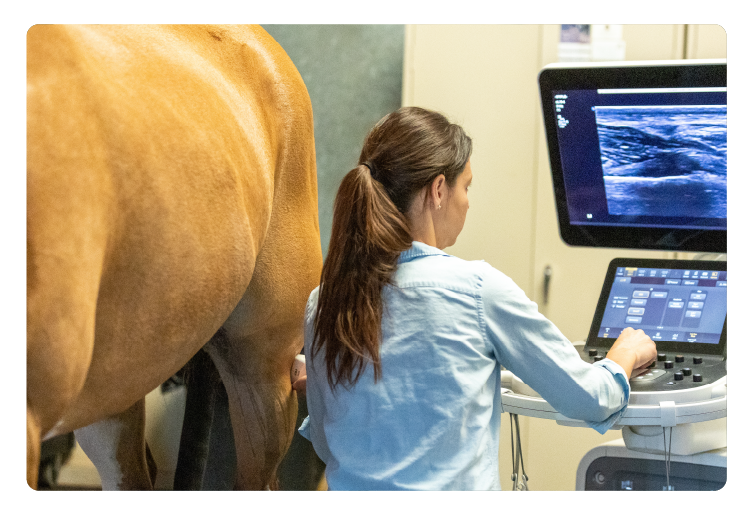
[{"x1": 538, "y1": 60, "x2": 726, "y2": 253}]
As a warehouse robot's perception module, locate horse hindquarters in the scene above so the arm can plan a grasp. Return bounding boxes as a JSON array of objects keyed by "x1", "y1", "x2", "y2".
[
  {"x1": 27, "y1": 25, "x2": 115, "y2": 488},
  {"x1": 207, "y1": 62, "x2": 321, "y2": 489},
  {"x1": 205, "y1": 219, "x2": 321, "y2": 489}
]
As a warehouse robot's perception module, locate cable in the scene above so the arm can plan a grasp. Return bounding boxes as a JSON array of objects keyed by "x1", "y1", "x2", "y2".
[
  {"x1": 510, "y1": 413, "x2": 516, "y2": 489},
  {"x1": 663, "y1": 426, "x2": 674, "y2": 490},
  {"x1": 509, "y1": 413, "x2": 529, "y2": 490}
]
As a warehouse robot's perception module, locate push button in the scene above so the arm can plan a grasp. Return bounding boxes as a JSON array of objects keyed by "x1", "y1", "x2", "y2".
[
  {"x1": 675, "y1": 355, "x2": 685, "y2": 363},
  {"x1": 658, "y1": 354, "x2": 667, "y2": 362},
  {"x1": 673, "y1": 372, "x2": 684, "y2": 381},
  {"x1": 693, "y1": 374, "x2": 703, "y2": 383},
  {"x1": 693, "y1": 357, "x2": 703, "y2": 365},
  {"x1": 664, "y1": 361, "x2": 674, "y2": 369},
  {"x1": 682, "y1": 368, "x2": 692, "y2": 376},
  {"x1": 589, "y1": 349, "x2": 598, "y2": 357}
]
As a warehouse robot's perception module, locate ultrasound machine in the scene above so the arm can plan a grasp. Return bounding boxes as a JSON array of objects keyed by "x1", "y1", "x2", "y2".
[{"x1": 500, "y1": 59, "x2": 727, "y2": 491}]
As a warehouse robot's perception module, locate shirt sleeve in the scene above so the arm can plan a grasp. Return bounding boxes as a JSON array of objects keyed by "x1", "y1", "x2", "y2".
[
  {"x1": 588, "y1": 358, "x2": 631, "y2": 433},
  {"x1": 478, "y1": 263, "x2": 629, "y2": 433},
  {"x1": 298, "y1": 415, "x2": 311, "y2": 441}
]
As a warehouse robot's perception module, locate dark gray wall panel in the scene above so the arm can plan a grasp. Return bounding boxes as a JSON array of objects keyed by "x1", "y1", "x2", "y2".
[{"x1": 262, "y1": 24, "x2": 404, "y2": 257}]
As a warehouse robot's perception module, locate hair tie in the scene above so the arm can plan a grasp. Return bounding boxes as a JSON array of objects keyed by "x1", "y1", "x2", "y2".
[{"x1": 363, "y1": 162, "x2": 380, "y2": 182}]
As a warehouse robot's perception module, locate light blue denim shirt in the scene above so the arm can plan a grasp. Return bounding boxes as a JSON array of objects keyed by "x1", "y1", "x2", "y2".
[{"x1": 299, "y1": 241, "x2": 629, "y2": 490}]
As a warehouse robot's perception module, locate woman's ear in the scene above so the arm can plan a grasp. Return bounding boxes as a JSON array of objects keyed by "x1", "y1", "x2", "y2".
[{"x1": 430, "y1": 174, "x2": 446, "y2": 209}]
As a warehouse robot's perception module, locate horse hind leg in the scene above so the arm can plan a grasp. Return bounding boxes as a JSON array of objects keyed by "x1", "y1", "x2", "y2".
[
  {"x1": 27, "y1": 407, "x2": 43, "y2": 489},
  {"x1": 75, "y1": 397, "x2": 156, "y2": 490},
  {"x1": 204, "y1": 325, "x2": 299, "y2": 490}
]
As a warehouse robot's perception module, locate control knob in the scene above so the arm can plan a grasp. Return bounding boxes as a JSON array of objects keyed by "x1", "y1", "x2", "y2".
[
  {"x1": 664, "y1": 361, "x2": 674, "y2": 369},
  {"x1": 693, "y1": 357, "x2": 703, "y2": 365},
  {"x1": 693, "y1": 374, "x2": 703, "y2": 383},
  {"x1": 673, "y1": 372, "x2": 684, "y2": 381},
  {"x1": 675, "y1": 355, "x2": 685, "y2": 363},
  {"x1": 657, "y1": 354, "x2": 667, "y2": 362}
]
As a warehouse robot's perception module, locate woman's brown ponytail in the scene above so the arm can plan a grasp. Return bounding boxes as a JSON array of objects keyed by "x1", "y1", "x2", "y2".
[{"x1": 313, "y1": 107, "x2": 472, "y2": 389}]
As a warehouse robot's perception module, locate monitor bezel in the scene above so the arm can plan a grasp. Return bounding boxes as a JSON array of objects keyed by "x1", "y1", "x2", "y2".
[
  {"x1": 586, "y1": 258, "x2": 727, "y2": 356},
  {"x1": 538, "y1": 60, "x2": 727, "y2": 253}
]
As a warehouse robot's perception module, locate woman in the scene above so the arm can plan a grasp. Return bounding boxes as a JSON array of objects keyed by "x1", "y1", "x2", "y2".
[{"x1": 295, "y1": 106, "x2": 656, "y2": 490}]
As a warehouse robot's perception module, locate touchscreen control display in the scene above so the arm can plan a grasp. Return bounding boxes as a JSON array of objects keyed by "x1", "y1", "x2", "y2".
[{"x1": 596, "y1": 266, "x2": 727, "y2": 344}]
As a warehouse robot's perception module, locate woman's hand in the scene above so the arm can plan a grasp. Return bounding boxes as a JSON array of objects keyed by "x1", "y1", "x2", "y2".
[
  {"x1": 292, "y1": 375, "x2": 307, "y2": 396},
  {"x1": 291, "y1": 354, "x2": 307, "y2": 396},
  {"x1": 605, "y1": 327, "x2": 657, "y2": 380}
]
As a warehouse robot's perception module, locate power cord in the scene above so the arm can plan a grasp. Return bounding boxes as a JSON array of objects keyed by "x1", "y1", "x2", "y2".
[
  {"x1": 663, "y1": 426, "x2": 674, "y2": 491},
  {"x1": 509, "y1": 413, "x2": 529, "y2": 491}
]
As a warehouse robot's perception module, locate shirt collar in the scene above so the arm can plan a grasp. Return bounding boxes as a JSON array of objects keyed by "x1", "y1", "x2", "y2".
[{"x1": 397, "y1": 241, "x2": 450, "y2": 264}]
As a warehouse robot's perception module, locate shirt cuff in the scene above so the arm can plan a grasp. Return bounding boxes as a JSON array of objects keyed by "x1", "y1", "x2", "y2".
[
  {"x1": 298, "y1": 415, "x2": 311, "y2": 441},
  {"x1": 586, "y1": 358, "x2": 631, "y2": 434}
]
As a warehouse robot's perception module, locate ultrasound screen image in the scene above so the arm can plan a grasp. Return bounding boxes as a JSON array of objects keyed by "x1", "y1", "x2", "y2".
[{"x1": 594, "y1": 105, "x2": 727, "y2": 218}]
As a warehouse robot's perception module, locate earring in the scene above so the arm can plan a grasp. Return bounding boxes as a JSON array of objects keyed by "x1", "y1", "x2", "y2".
[{"x1": 438, "y1": 204, "x2": 442, "y2": 209}]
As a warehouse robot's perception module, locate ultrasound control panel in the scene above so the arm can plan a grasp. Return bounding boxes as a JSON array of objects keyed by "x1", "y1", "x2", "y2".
[
  {"x1": 579, "y1": 345, "x2": 725, "y2": 392},
  {"x1": 583, "y1": 258, "x2": 727, "y2": 392}
]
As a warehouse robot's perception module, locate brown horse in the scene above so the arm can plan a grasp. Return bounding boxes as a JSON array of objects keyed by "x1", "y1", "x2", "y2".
[{"x1": 27, "y1": 24, "x2": 322, "y2": 489}]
